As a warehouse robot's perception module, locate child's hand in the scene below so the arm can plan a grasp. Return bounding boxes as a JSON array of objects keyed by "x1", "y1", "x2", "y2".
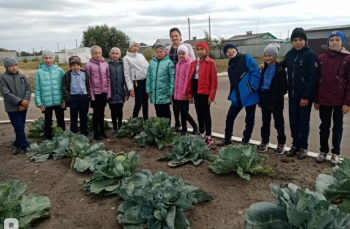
[
  {"x1": 148, "y1": 93, "x2": 151, "y2": 98},
  {"x1": 40, "y1": 105, "x2": 45, "y2": 111},
  {"x1": 208, "y1": 99, "x2": 213, "y2": 105},
  {"x1": 189, "y1": 98, "x2": 194, "y2": 104},
  {"x1": 169, "y1": 95, "x2": 173, "y2": 101},
  {"x1": 300, "y1": 99, "x2": 308, "y2": 107},
  {"x1": 130, "y1": 90, "x2": 135, "y2": 97},
  {"x1": 18, "y1": 105, "x2": 26, "y2": 111},
  {"x1": 343, "y1": 105, "x2": 350, "y2": 115},
  {"x1": 125, "y1": 96, "x2": 129, "y2": 101},
  {"x1": 259, "y1": 64, "x2": 265, "y2": 70},
  {"x1": 258, "y1": 103, "x2": 261, "y2": 108},
  {"x1": 62, "y1": 102, "x2": 66, "y2": 109},
  {"x1": 314, "y1": 103, "x2": 320, "y2": 110},
  {"x1": 182, "y1": 95, "x2": 188, "y2": 100},
  {"x1": 21, "y1": 100, "x2": 29, "y2": 107}
]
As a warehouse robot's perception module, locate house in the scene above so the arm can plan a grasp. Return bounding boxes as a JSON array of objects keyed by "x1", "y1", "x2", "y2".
[
  {"x1": 152, "y1": 39, "x2": 172, "y2": 49},
  {"x1": 57, "y1": 47, "x2": 91, "y2": 64},
  {"x1": 138, "y1": 42, "x2": 150, "y2": 53},
  {"x1": 183, "y1": 37, "x2": 207, "y2": 48},
  {"x1": 306, "y1": 24, "x2": 350, "y2": 55},
  {"x1": 226, "y1": 31, "x2": 279, "y2": 46},
  {"x1": 0, "y1": 51, "x2": 17, "y2": 58}
]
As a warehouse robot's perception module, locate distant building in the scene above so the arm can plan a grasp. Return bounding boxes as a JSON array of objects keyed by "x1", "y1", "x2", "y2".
[
  {"x1": 306, "y1": 24, "x2": 350, "y2": 55},
  {"x1": 138, "y1": 42, "x2": 150, "y2": 53},
  {"x1": 0, "y1": 51, "x2": 17, "y2": 58},
  {"x1": 226, "y1": 31, "x2": 280, "y2": 46},
  {"x1": 183, "y1": 37, "x2": 207, "y2": 48},
  {"x1": 152, "y1": 39, "x2": 172, "y2": 49},
  {"x1": 57, "y1": 47, "x2": 91, "y2": 64}
]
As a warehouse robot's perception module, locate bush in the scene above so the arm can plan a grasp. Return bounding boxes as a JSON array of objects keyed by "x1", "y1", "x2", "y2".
[
  {"x1": 22, "y1": 57, "x2": 28, "y2": 63},
  {"x1": 32, "y1": 57, "x2": 39, "y2": 62},
  {"x1": 142, "y1": 47, "x2": 155, "y2": 61}
]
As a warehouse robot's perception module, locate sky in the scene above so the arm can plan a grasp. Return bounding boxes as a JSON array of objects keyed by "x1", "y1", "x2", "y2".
[{"x1": 0, "y1": 0, "x2": 349, "y2": 53}]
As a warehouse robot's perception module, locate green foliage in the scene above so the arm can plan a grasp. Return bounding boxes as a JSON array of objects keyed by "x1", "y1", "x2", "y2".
[
  {"x1": 135, "y1": 117, "x2": 177, "y2": 150},
  {"x1": 316, "y1": 158, "x2": 350, "y2": 213},
  {"x1": 28, "y1": 117, "x2": 58, "y2": 138},
  {"x1": 142, "y1": 47, "x2": 155, "y2": 61},
  {"x1": 157, "y1": 135, "x2": 217, "y2": 167},
  {"x1": 87, "y1": 113, "x2": 111, "y2": 134},
  {"x1": 81, "y1": 24, "x2": 130, "y2": 57},
  {"x1": 117, "y1": 170, "x2": 213, "y2": 229},
  {"x1": 117, "y1": 117, "x2": 144, "y2": 138},
  {"x1": 84, "y1": 151, "x2": 141, "y2": 195},
  {"x1": 0, "y1": 180, "x2": 51, "y2": 229},
  {"x1": 209, "y1": 145, "x2": 272, "y2": 181},
  {"x1": 22, "y1": 57, "x2": 28, "y2": 63},
  {"x1": 244, "y1": 183, "x2": 350, "y2": 229}
]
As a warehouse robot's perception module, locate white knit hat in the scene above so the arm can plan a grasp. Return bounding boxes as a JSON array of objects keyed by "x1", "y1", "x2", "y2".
[
  {"x1": 109, "y1": 47, "x2": 121, "y2": 57},
  {"x1": 90, "y1": 45, "x2": 102, "y2": 55},
  {"x1": 177, "y1": 44, "x2": 188, "y2": 56}
]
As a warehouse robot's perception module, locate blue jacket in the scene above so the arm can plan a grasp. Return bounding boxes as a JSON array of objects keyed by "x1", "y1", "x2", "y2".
[
  {"x1": 280, "y1": 45, "x2": 318, "y2": 99},
  {"x1": 228, "y1": 54, "x2": 261, "y2": 107}
]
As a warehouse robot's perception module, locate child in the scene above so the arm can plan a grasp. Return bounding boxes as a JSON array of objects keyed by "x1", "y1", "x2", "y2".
[
  {"x1": 173, "y1": 44, "x2": 198, "y2": 135},
  {"x1": 258, "y1": 43, "x2": 288, "y2": 154},
  {"x1": 85, "y1": 45, "x2": 111, "y2": 140},
  {"x1": 146, "y1": 44, "x2": 175, "y2": 124},
  {"x1": 0, "y1": 56, "x2": 31, "y2": 154},
  {"x1": 186, "y1": 42, "x2": 218, "y2": 146},
  {"x1": 315, "y1": 31, "x2": 350, "y2": 165},
  {"x1": 216, "y1": 44, "x2": 260, "y2": 147},
  {"x1": 34, "y1": 50, "x2": 66, "y2": 140},
  {"x1": 61, "y1": 56, "x2": 91, "y2": 136},
  {"x1": 108, "y1": 47, "x2": 130, "y2": 135}
]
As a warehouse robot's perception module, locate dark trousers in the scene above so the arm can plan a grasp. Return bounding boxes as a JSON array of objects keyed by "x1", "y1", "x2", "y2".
[
  {"x1": 155, "y1": 103, "x2": 171, "y2": 125},
  {"x1": 193, "y1": 79, "x2": 212, "y2": 136},
  {"x1": 109, "y1": 103, "x2": 124, "y2": 130},
  {"x1": 8, "y1": 110, "x2": 29, "y2": 149},
  {"x1": 319, "y1": 106, "x2": 343, "y2": 155},
  {"x1": 174, "y1": 100, "x2": 197, "y2": 132},
  {"x1": 173, "y1": 100, "x2": 181, "y2": 128},
  {"x1": 261, "y1": 108, "x2": 286, "y2": 145},
  {"x1": 91, "y1": 93, "x2": 107, "y2": 135},
  {"x1": 224, "y1": 104, "x2": 256, "y2": 142},
  {"x1": 289, "y1": 98, "x2": 312, "y2": 150},
  {"x1": 133, "y1": 80, "x2": 149, "y2": 120},
  {"x1": 43, "y1": 106, "x2": 65, "y2": 139},
  {"x1": 70, "y1": 95, "x2": 89, "y2": 136}
]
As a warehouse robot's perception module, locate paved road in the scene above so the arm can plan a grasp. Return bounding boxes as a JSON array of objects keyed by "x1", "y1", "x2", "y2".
[{"x1": 1, "y1": 76, "x2": 349, "y2": 158}]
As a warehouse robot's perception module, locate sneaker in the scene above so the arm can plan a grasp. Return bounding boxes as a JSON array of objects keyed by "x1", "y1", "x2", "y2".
[
  {"x1": 13, "y1": 146, "x2": 21, "y2": 155},
  {"x1": 181, "y1": 131, "x2": 187, "y2": 136},
  {"x1": 316, "y1": 152, "x2": 327, "y2": 163},
  {"x1": 113, "y1": 129, "x2": 118, "y2": 135},
  {"x1": 192, "y1": 126, "x2": 199, "y2": 135},
  {"x1": 175, "y1": 125, "x2": 181, "y2": 132},
  {"x1": 331, "y1": 154, "x2": 340, "y2": 165},
  {"x1": 286, "y1": 147, "x2": 299, "y2": 157},
  {"x1": 241, "y1": 141, "x2": 249, "y2": 146},
  {"x1": 259, "y1": 143, "x2": 269, "y2": 152},
  {"x1": 298, "y1": 148, "x2": 308, "y2": 160},
  {"x1": 275, "y1": 144, "x2": 285, "y2": 155},
  {"x1": 205, "y1": 138, "x2": 214, "y2": 146},
  {"x1": 217, "y1": 139, "x2": 232, "y2": 146},
  {"x1": 201, "y1": 134, "x2": 206, "y2": 141},
  {"x1": 100, "y1": 132, "x2": 108, "y2": 139}
]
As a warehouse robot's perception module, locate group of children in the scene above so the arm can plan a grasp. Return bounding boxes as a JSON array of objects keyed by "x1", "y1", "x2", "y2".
[{"x1": 0, "y1": 27, "x2": 349, "y2": 165}]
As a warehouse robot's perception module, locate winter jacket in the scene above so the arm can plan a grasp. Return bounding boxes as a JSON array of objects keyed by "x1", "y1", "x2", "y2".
[
  {"x1": 108, "y1": 60, "x2": 130, "y2": 104},
  {"x1": 85, "y1": 57, "x2": 111, "y2": 101},
  {"x1": 123, "y1": 52, "x2": 149, "y2": 91},
  {"x1": 174, "y1": 57, "x2": 192, "y2": 100},
  {"x1": 165, "y1": 43, "x2": 196, "y2": 62},
  {"x1": 280, "y1": 45, "x2": 318, "y2": 100},
  {"x1": 186, "y1": 56, "x2": 218, "y2": 100},
  {"x1": 146, "y1": 56, "x2": 175, "y2": 104},
  {"x1": 34, "y1": 63, "x2": 65, "y2": 108},
  {"x1": 259, "y1": 62, "x2": 288, "y2": 110},
  {"x1": 0, "y1": 70, "x2": 31, "y2": 112},
  {"x1": 315, "y1": 48, "x2": 350, "y2": 107},
  {"x1": 61, "y1": 69, "x2": 91, "y2": 107},
  {"x1": 227, "y1": 53, "x2": 260, "y2": 107}
]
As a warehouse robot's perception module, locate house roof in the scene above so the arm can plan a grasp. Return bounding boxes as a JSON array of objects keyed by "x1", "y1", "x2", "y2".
[
  {"x1": 227, "y1": 32, "x2": 276, "y2": 41},
  {"x1": 306, "y1": 24, "x2": 350, "y2": 32},
  {"x1": 154, "y1": 39, "x2": 172, "y2": 45},
  {"x1": 183, "y1": 38, "x2": 206, "y2": 47}
]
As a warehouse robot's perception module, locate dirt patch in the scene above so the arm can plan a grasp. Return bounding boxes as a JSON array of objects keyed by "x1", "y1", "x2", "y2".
[{"x1": 0, "y1": 123, "x2": 333, "y2": 229}]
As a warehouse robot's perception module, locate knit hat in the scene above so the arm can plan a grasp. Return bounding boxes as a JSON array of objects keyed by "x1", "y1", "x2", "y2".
[
  {"x1": 90, "y1": 45, "x2": 102, "y2": 55},
  {"x1": 177, "y1": 44, "x2": 188, "y2": 56},
  {"x1": 42, "y1": 50, "x2": 54, "y2": 59},
  {"x1": 155, "y1": 44, "x2": 166, "y2": 52},
  {"x1": 196, "y1": 42, "x2": 209, "y2": 53},
  {"x1": 327, "y1": 31, "x2": 346, "y2": 47},
  {"x1": 69, "y1": 56, "x2": 81, "y2": 67},
  {"x1": 109, "y1": 47, "x2": 121, "y2": 58},
  {"x1": 223, "y1": 44, "x2": 238, "y2": 57},
  {"x1": 264, "y1": 43, "x2": 280, "y2": 59},
  {"x1": 3, "y1": 56, "x2": 18, "y2": 68},
  {"x1": 291, "y1": 28, "x2": 307, "y2": 43}
]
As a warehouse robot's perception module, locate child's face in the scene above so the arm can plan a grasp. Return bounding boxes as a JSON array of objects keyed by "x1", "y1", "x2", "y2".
[
  {"x1": 110, "y1": 50, "x2": 120, "y2": 61},
  {"x1": 44, "y1": 55, "x2": 54, "y2": 66},
  {"x1": 92, "y1": 49, "x2": 102, "y2": 61},
  {"x1": 264, "y1": 53, "x2": 275, "y2": 65},
  {"x1": 7, "y1": 64, "x2": 18, "y2": 74},
  {"x1": 226, "y1": 48, "x2": 237, "y2": 59},
  {"x1": 178, "y1": 50, "x2": 186, "y2": 61},
  {"x1": 329, "y1": 36, "x2": 342, "y2": 51},
  {"x1": 71, "y1": 63, "x2": 81, "y2": 73},
  {"x1": 196, "y1": 46, "x2": 207, "y2": 59},
  {"x1": 292, "y1": 38, "x2": 306, "y2": 51},
  {"x1": 130, "y1": 43, "x2": 140, "y2": 53},
  {"x1": 156, "y1": 49, "x2": 166, "y2": 59}
]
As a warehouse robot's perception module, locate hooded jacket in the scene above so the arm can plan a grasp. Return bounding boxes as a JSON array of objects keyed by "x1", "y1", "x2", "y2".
[
  {"x1": 174, "y1": 56, "x2": 192, "y2": 100},
  {"x1": 123, "y1": 52, "x2": 149, "y2": 91},
  {"x1": 108, "y1": 59, "x2": 130, "y2": 104}
]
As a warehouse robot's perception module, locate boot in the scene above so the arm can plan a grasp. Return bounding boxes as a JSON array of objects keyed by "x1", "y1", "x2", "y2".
[
  {"x1": 217, "y1": 139, "x2": 232, "y2": 146},
  {"x1": 298, "y1": 148, "x2": 308, "y2": 160},
  {"x1": 286, "y1": 147, "x2": 299, "y2": 157}
]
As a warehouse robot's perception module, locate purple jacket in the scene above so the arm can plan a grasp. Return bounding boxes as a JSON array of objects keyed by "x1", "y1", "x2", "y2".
[
  {"x1": 85, "y1": 57, "x2": 111, "y2": 101},
  {"x1": 174, "y1": 57, "x2": 192, "y2": 101}
]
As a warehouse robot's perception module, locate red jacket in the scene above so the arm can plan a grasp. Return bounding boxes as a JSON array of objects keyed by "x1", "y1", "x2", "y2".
[
  {"x1": 316, "y1": 48, "x2": 350, "y2": 106},
  {"x1": 186, "y1": 56, "x2": 218, "y2": 100}
]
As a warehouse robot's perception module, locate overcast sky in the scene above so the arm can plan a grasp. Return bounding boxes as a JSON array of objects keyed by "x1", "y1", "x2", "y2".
[{"x1": 0, "y1": 0, "x2": 349, "y2": 53}]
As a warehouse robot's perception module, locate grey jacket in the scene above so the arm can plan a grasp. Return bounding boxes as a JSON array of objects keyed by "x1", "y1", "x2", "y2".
[
  {"x1": 0, "y1": 70, "x2": 31, "y2": 112},
  {"x1": 108, "y1": 60, "x2": 130, "y2": 104}
]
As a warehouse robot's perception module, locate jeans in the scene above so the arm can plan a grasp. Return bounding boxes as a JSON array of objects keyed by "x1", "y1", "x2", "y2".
[
  {"x1": 261, "y1": 108, "x2": 286, "y2": 145},
  {"x1": 133, "y1": 80, "x2": 149, "y2": 120},
  {"x1": 43, "y1": 106, "x2": 65, "y2": 139},
  {"x1": 8, "y1": 110, "x2": 29, "y2": 149},
  {"x1": 70, "y1": 95, "x2": 89, "y2": 136}
]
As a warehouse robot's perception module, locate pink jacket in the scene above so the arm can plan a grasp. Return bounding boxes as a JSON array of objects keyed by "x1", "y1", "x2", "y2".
[
  {"x1": 174, "y1": 57, "x2": 192, "y2": 101},
  {"x1": 85, "y1": 57, "x2": 111, "y2": 101}
]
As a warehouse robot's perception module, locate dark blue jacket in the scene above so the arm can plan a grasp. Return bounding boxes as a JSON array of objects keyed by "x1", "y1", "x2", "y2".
[
  {"x1": 228, "y1": 53, "x2": 261, "y2": 107},
  {"x1": 280, "y1": 45, "x2": 318, "y2": 100},
  {"x1": 108, "y1": 60, "x2": 129, "y2": 104}
]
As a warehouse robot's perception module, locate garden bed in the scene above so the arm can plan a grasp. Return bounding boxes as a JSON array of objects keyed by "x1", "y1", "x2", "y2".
[{"x1": 0, "y1": 123, "x2": 334, "y2": 229}]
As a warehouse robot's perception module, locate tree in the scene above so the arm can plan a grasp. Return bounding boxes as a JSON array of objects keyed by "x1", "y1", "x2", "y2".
[
  {"x1": 215, "y1": 35, "x2": 227, "y2": 59},
  {"x1": 142, "y1": 47, "x2": 155, "y2": 61},
  {"x1": 81, "y1": 24, "x2": 131, "y2": 57},
  {"x1": 20, "y1": 51, "x2": 30, "y2": 57},
  {"x1": 203, "y1": 30, "x2": 216, "y2": 59}
]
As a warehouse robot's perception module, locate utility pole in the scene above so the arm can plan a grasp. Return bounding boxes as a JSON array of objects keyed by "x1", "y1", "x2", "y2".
[
  {"x1": 57, "y1": 43, "x2": 59, "y2": 52},
  {"x1": 209, "y1": 16, "x2": 211, "y2": 40},
  {"x1": 33, "y1": 48, "x2": 34, "y2": 56},
  {"x1": 76, "y1": 39, "x2": 78, "y2": 48},
  {"x1": 257, "y1": 8, "x2": 260, "y2": 34},
  {"x1": 288, "y1": 30, "x2": 289, "y2": 39},
  {"x1": 188, "y1": 18, "x2": 191, "y2": 41}
]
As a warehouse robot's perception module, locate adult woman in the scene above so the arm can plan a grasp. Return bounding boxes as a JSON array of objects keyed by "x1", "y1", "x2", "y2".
[
  {"x1": 165, "y1": 27, "x2": 196, "y2": 130},
  {"x1": 123, "y1": 42, "x2": 149, "y2": 120}
]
